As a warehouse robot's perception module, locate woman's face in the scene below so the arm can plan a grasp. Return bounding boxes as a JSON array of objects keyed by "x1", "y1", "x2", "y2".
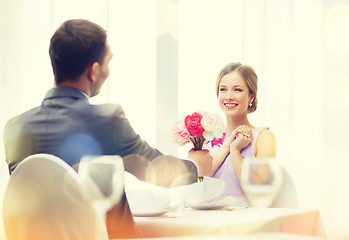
[{"x1": 218, "y1": 71, "x2": 253, "y2": 118}]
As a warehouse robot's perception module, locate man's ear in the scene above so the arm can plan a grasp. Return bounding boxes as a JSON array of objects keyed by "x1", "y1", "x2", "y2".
[
  {"x1": 250, "y1": 96, "x2": 255, "y2": 103},
  {"x1": 87, "y1": 62, "x2": 99, "y2": 82}
]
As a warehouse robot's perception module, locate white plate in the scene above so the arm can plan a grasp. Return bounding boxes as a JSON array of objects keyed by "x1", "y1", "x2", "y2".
[
  {"x1": 132, "y1": 210, "x2": 168, "y2": 217},
  {"x1": 188, "y1": 203, "x2": 229, "y2": 210},
  {"x1": 188, "y1": 196, "x2": 237, "y2": 210}
]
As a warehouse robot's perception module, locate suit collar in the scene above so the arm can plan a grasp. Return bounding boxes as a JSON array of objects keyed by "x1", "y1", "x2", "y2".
[{"x1": 44, "y1": 87, "x2": 90, "y2": 102}]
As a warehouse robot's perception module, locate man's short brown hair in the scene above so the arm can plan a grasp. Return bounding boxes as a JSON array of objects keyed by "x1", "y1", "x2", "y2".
[{"x1": 49, "y1": 19, "x2": 107, "y2": 84}]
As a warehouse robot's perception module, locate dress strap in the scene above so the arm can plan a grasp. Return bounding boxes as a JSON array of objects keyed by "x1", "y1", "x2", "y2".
[{"x1": 241, "y1": 127, "x2": 269, "y2": 158}]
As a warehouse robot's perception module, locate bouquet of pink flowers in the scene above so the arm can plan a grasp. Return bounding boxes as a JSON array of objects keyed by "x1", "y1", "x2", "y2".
[{"x1": 171, "y1": 112, "x2": 226, "y2": 150}]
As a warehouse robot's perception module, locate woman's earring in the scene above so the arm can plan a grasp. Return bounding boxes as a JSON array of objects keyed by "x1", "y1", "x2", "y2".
[{"x1": 249, "y1": 102, "x2": 253, "y2": 107}]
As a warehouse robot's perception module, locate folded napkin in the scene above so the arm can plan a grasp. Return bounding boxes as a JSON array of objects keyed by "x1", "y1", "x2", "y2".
[
  {"x1": 125, "y1": 173, "x2": 229, "y2": 214},
  {"x1": 185, "y1": 177, "x2": 226, "y2": 205},
  {"x1": 125, "y1": 172, "x2": 171, "y2": 213}
]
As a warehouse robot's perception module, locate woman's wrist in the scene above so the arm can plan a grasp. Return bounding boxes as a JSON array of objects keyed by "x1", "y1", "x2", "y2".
[
  {"x1": 230, "y1": 149, "x2": 241, "y2": 158},
  {"x1": 221, "y1": 144, "x2": 230, "y2": 154}
]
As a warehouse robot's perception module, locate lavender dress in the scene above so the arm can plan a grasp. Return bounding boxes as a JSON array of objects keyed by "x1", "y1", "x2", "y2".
[{"x1": 206, "y1": 127, "x2": 268, "y2": 207}]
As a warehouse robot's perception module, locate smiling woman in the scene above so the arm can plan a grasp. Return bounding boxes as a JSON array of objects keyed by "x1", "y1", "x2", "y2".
[{"x1": 200, "y1": 62, "x2": 276, "y2": 207}]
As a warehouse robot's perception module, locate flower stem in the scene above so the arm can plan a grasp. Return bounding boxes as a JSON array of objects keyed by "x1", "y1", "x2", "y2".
[{"x1": 190, "y1": 137, "x2": 205, "y2": 150}]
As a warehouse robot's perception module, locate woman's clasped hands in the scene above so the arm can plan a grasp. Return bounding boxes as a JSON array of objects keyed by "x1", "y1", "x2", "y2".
[{"x1": 224, "y1": 125, "x2": 253, "y2": 154}]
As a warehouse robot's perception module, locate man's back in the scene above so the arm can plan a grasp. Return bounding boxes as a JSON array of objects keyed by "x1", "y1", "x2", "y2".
[
  {"x1": 4, "y1": 86, "x2": 162, "y2": 174},
  {"x1": 3, "y1": 19, "x2": 205, "y2": 239},
  {"x1": 4, "y1": 86, "x2": 199, "y2": 239}
]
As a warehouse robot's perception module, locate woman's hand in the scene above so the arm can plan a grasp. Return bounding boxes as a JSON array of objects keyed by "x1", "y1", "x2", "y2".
[
  {"x1": 235, "y1": 125, "x2": 252, "y2": 138},
  {"x1": 230, "y1": 133, "x2": 252, "y2": 153},
  {"x1": 228, "y1": 125, "x2": 252, "y2": 141},
  {"x1": 208, "y1": 125, "x2": 252, "y2": 178},
  {"x1": 229, "y1": 125, "x2": 252, "y2": 153}
]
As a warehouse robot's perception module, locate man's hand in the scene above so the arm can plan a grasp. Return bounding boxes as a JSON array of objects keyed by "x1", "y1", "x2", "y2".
[{"x1": 187, "y1": 149, "x2": 213, "y2": 176}]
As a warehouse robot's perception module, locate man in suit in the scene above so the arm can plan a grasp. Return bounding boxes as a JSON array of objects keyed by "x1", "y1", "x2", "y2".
[{"x1": 4, "y1": 19, "x2": 212, "y2": 238}]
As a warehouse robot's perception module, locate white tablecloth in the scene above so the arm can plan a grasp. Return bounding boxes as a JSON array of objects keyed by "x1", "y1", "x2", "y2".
[
  {"x1": 134, "y1": 208, "x2": 326, "y2": 238},
  {"x1": 126, "y1": 233, "x2": 326, "y2": 240}
]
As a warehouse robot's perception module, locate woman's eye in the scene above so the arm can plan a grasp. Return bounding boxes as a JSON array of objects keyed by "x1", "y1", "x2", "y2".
[
  {"x1": 235, "y1": 89, "x2": 242, "y2": 92},
  {"x1": 219, "y1": 88, "x2": 227, "y2": 92}
]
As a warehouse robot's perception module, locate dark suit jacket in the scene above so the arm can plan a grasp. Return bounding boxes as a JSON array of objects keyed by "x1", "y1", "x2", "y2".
[{"x1": 4, "y1": 86, "x2": 198, "y2": 238}]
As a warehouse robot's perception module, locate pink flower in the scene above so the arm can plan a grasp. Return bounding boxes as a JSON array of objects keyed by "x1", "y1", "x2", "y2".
[
  {"x1": 184, "y1": 112, "x2": 204, "y2": 138},
  {"x1": 171, "y1": 111, "x2": 226, "y2": 151},
  {"x1": 171, "y1": 121, "x2": 190, "y2": 146},
  {"x1": 211, "y1": 132, "x2": 226, "y2": 147}
]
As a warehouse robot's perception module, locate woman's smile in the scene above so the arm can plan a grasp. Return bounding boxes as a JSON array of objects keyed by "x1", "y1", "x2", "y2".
[{"x1": 224, "y1": 103, "x2": 238, "y2": 109}]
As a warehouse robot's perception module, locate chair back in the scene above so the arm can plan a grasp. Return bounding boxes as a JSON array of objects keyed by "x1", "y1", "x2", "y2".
[
  {"x1": 3, "y1": 154, "x2": 108, "y2": 240},
  {"x1": 271, "y1": 168, "x2": 299, "y2": 208}
]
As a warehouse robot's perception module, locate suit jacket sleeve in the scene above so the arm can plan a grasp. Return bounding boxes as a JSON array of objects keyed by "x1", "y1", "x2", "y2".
[{"x1": 105, "y1": 105, "x2": 198, "y2": 186}]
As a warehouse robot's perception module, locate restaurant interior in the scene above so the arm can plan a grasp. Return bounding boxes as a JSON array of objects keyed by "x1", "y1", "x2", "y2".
[{"x1": 1, "y1": 0, "x2": 349, "y2": 239}]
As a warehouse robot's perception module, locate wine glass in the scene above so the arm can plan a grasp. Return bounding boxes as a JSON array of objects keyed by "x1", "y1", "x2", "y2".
[
  {"x1": 240, "y1": 157, "x2": 283, "y2": 208},
  {"x1": 78, "y1": 155, "x2": 125, "y2": 220}
]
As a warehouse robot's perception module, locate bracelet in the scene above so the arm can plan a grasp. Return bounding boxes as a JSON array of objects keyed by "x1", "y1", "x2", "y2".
[{"x1": 198, "y1": 176, "x2": 204, "y2": 182}]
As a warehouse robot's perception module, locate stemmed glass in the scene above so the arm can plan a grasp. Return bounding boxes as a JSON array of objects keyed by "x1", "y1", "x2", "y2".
[
  {"x1": 78, "y1": 155, "x2": 124, "y2": 222},
  {"x1": 240, "y1": 157, "x2": 283, "y2": 208}
]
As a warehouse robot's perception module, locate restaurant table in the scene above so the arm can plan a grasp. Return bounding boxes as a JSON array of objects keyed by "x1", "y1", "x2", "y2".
[
  {"x1": 126, "y1": 233, "x2": 326, "y2": 240},
  {"x1": 134, "y1": 207, "x2": 326, "y2": 238}
]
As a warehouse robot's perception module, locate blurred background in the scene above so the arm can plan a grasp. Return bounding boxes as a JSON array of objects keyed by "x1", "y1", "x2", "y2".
[{"x1": 1, "y1": 0, "x2": 349, "y2": 239}]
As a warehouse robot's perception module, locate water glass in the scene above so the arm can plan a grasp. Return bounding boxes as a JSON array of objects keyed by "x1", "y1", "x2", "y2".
[{"x1": 241, "y1": 157, "x2": 283, "y2": 208}]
